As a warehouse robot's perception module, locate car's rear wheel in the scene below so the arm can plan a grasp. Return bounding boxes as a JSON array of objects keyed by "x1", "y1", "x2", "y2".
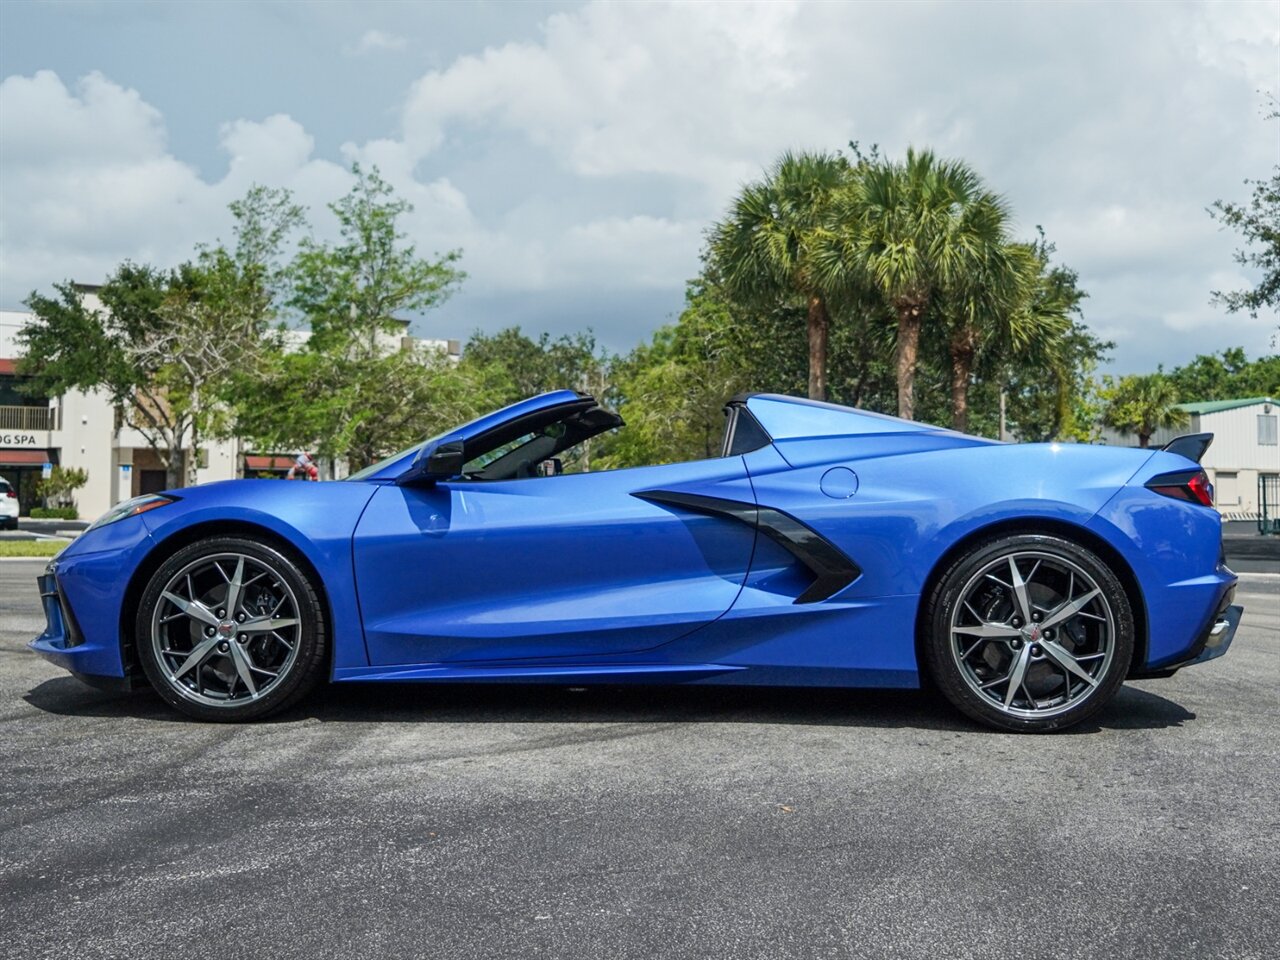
[
  {"x1": 135, "y1": 536, "x2": 327, "y2": 721},
  {"x1": 923, "y1": 533, "x2": 1134, "y2": 733}
]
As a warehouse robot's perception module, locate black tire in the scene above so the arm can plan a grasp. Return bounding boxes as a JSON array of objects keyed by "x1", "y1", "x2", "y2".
[
  {"x1": 922, "y1": 533, "x2": 1134, "y2": 733},
  {"x1": 135, "y1": 535, "x2": 328, "y2": 721}
]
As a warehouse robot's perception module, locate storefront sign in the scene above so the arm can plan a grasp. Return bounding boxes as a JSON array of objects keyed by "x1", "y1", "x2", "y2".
[{"x1": 0, "y1": 433, "x2": 40, "y2": 447}]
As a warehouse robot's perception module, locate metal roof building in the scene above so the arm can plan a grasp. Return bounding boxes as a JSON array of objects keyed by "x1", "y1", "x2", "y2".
[{"x1": 1102, "y1": 396, "x2": 1278, "y2": 518}]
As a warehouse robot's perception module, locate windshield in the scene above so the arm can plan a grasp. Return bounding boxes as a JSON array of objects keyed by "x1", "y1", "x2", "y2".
[{"x1": 345, "y1": 433, "x2": 441, "y2": 482}]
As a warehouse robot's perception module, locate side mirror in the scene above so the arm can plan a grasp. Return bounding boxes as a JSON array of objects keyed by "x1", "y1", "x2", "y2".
[{"x1": 398, "y1": 438, "x2": 465, "y2": 486}]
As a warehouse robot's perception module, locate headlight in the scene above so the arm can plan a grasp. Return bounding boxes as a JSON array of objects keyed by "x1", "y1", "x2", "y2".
[{"x1": 86, "y1": 494, "x2": 177, "y2": 532}]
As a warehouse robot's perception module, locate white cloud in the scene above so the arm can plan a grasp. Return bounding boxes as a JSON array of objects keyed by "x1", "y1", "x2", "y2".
[
  {"x1": 343, "y1": 29, "x2": 409, "y2": 57},
  {"x1": 1, "y1": 0, "x2": 1277, "y2": 364},
  {"x1": 401, "y1": 1, "x2": 809, "y2": 195}
]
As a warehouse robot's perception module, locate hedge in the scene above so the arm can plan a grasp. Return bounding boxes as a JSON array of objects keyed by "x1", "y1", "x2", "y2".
[{"x1": 29, "y1": 507, "x2": 79, "y2": 520}]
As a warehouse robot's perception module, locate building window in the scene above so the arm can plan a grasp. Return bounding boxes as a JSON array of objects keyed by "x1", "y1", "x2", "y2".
[
  {"x1": 1214, "y1": 472, "x2": 1239, "y2": 506},
  {"x1": 1259, "y1": 414, "x2": 1278, "y2": 446}
]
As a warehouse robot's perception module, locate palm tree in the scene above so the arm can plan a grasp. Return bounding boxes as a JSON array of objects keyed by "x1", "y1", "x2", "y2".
[
  {"x1": 945, "y1": 240, "x2": 1080, "y2": 433},
  {"x1": 711, "y1": 151, "x2": 851, "y2": 401},
  {"x1": 941, "y1": 243, "x2": 1028, "y2": 433},
  {"x1": 817, "y1": 149, "x2": 1015, "y2": 421},
  {"x1": 1102, "y1": 374, "x2": 1189, "y2": 447}
]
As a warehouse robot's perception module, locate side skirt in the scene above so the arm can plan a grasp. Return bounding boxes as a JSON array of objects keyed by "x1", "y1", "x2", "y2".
[{"x1": 333, "y1": 662, "x2": 745, "y2": 683}]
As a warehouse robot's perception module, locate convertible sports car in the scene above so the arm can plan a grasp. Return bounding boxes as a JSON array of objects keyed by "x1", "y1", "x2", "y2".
[{"x1": 30, "y1": 391, "x2": 1241, "y2": 732}]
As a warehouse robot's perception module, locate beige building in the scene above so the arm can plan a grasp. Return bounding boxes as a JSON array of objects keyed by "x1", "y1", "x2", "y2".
[
  {"x1": 1100, "y1": 396, "x2": 1279, "y2": 518},
  {"x1": 0, "y1": 299, "x2": 460, "y2": 521}
]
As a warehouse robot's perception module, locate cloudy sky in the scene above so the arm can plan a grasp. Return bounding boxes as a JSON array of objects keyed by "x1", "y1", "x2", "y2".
[{"x1": 1, "y1": 0, "x2": 1277, "y2": 372}]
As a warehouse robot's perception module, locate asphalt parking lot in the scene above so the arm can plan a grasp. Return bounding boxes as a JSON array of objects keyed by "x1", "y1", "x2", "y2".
[{"x1": 1, "y1": 560, "x2": 1276, "y2": 960}]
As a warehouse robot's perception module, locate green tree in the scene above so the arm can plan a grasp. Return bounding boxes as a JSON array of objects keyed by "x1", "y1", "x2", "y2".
[
  {"x1": 36, "y1": 465, "x2": 88, "y2": 512},
  {"x1": 224, "y1": 184, "x2": 307, "y2": 317},
  {"x1": 1210, "y1": 95, "x2": 1279, "y2": 329},
  {"x1": 817, "y1": 148, "x2": 1016, "y2": 421},
  {"x1": 710, "y1": 151, "x2": 851, "y2": 401},
  {"x1": 237, "y1": 165, "x2": 469, "y2": 469},
  {"x1": 1102, "y1": 373, "x2": 1188, "y2": 448},
  {"x1": 980, "y1": 320, "x2": 1112, "y2": 443},
  {"x1": 971, "y1": 235, "x2": 1094, "y2": 439},
  {"x1": 290, "y1": 164, "x2": 463, "y2": 360},
  {"x1": 1163, "y1": 348, "x2": 1280, "y2": 401},
  {"x1": 600, "y1": 281, "x2": 757, "y2": 468},
  {"x1": 463, "y1": 328, "x2": 608, "y2": 404},
  {"x1": 20, "y1": 187, "x2": 304, "y2": 489}
]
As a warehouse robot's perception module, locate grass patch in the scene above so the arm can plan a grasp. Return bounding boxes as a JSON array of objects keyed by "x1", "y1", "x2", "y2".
[{"x1": 0, "y1": 539, "x2": 69, "y2": 558}]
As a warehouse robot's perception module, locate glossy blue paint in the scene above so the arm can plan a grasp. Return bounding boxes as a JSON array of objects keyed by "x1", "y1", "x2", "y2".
[
  {"x1": 29, "y1": 392, "x2": 1238, "y2": 695},
  {"x1": 28, "y1": 516, "x2": 155, "y2": 678},
  {"x1": 352, "y1": 458, "x2": 758, "y2": 664},
  {"x1": 1087, "y1": 450, "x2": 1236, "y2": 667}
]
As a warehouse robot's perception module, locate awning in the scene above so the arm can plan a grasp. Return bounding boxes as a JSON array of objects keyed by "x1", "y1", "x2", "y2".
[
  {"x1": 245, "y1": 455, "x2": 295, "y2": 471},
  {"x1": 0, "y1": 449, "x2": 54, "y2": 466}
]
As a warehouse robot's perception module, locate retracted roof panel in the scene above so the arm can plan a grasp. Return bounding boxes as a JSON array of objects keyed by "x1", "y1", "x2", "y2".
[{"x1": 744, "y1": 394, "x2": 938, "y2": 441}]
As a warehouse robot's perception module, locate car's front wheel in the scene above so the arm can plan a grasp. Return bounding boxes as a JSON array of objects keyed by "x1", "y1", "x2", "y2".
[
  {"x1": 923, "y1": 534, "x2": 1134, "y2": 733},
  {"x1": 135, "y1": 536, "x2": 328, "y2": 721}
]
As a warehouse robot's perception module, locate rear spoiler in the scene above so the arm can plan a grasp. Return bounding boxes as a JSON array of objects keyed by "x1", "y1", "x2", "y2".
[{"x1": 1162, "y1": 433, "x2": 1213, "y2": 463}]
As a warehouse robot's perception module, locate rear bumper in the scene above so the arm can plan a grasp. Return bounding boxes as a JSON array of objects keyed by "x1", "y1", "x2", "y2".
[{"x1": 1130, "y1": 600, "x2": 1243, "y2": 679}]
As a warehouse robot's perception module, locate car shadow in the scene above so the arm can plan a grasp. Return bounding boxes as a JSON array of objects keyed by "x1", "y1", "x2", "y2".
[{"x1": 22, "y1": 675, "x2": 1196, "y2": 734}]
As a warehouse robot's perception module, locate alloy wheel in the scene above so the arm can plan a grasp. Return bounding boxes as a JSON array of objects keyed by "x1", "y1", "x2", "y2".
[
  {"x1": 149, "y1": 552, "x2": 302, "y2": 708},
  {"x1": 949, "y1": 550, "x2": 1116, "y2": 720}
]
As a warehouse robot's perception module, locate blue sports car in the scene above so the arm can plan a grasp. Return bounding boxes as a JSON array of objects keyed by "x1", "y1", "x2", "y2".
[{"x1": 30, "y1": 391, "x2": 1241, "y2": 732}]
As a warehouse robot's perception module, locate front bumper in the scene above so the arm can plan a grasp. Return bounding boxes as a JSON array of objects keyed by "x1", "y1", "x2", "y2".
[
  {"x1": 29, "y1": 560, "x2": 133, "y2": 681},
  {"x1": 29, "y1": 567, "x2": 89, "y2": 673}
]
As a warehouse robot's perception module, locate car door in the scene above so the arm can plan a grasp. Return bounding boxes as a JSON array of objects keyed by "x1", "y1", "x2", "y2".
[
  {"x1": 350, "y1": 391, "x2": 757, "y2": 670},
  {"x1": 351, "y1": 404, "x2": 759, "y2": 666}
]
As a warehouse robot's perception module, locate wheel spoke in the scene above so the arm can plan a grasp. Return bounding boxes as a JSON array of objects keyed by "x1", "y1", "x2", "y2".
[
  {"x1": 161, "y1": 591, "x2": 220, "y2": 628},
  {"x1": 224, "y1": 556, "x2": 247, "y2": 618},
  {"x1": 953, "y1": 622, "x2": 1019, "y2": 639},
  {"x1": 1040, "y1": 588, "x2": 1102, "y2": 631},
  {"x1": 1007, "y1": 557, "x2": 1033, "y2": 624},
  {"x1": 1003, "y1": 645, "x2": 1033, "y2": 709},
  {"x1": 238, "y1": 616, "x2": 300, "y2": 634},
  {"x1": 1040, "y1": 639, "x2": 1099, "y2": 687},
  {"x1": 172, "y1": 637, "x2": 220, "y2": 679},
  {"x1": 1020, "y1": 678, "x2": 1038, "y2": 710},
  {"x1": 227, "y1": 641, "x2": 258, "y2": 697}
]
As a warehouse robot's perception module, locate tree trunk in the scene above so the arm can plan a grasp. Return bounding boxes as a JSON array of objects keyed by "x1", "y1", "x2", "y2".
[
  {"x1": 165, "y1": 447, "x2": 184, "y2": 490},
  {"x1": 894, "y1": 298, "x2": 925, "y2": 420},
  {"x1": 1139, "y1": 433, "x2": 1151, "y2": 448},
  {"x1": 949, "y1": 326, "x2": 977, "y2": 433},
  {"x1": 186, "y1": 414, "x2": 201, "y2": 488},
  {"x1": 806, "y1": 295, "x2": 829, "y2": 401}
]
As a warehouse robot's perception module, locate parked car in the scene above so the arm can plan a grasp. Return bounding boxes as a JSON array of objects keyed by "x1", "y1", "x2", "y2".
[
  {"x1": 0, "y1": 477, "x2": 19, "y2": 530},
  {"x1": 30, "y1": 392, "x2": 1241, "y2": 732}
]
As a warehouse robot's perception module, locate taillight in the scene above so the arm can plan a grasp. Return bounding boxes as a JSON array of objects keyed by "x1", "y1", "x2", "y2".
[
  {"x1": 1147, "y1": 469, "x2": 1214, "y2": 507},
  {"x1": 4, "y1": 489, "x2": 15, "y2": 499}
]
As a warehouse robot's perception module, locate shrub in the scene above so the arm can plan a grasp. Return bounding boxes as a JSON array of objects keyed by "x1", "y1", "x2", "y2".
[
  {"x1": 36, "y1": 466, "x2": 89, "y2": 514},
  {"x1": 30, "y1": 506, "x2": 79, "y2": 520}
]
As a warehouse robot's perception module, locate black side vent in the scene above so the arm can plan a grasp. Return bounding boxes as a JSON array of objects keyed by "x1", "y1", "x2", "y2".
[{"x1": 633, "y1": 490, "x2": 861, "y2": 603}]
